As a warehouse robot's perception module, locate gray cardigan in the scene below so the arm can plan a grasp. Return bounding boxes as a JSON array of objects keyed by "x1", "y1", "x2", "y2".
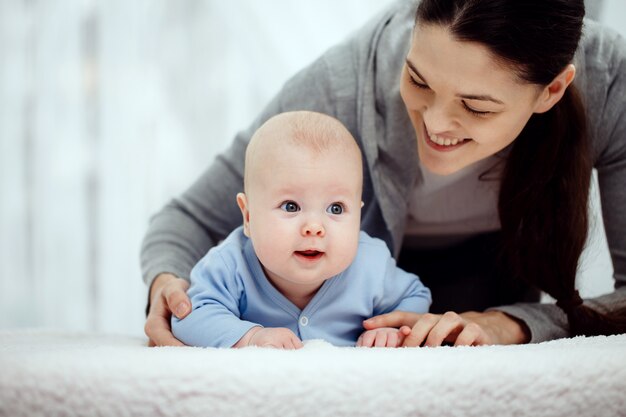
[{"x1": 141, "y1": 0, "x2": 626, "y2": 342}]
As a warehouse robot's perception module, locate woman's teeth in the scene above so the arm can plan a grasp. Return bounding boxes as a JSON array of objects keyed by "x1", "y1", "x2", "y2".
[{"x1": 430, "y1": 133, "x2": 465, "y2": 146}]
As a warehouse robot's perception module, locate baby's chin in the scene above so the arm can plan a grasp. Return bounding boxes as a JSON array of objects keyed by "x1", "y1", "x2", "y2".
[{"x1": 263, "y1": 253, "x2": 353, "y2": 286}]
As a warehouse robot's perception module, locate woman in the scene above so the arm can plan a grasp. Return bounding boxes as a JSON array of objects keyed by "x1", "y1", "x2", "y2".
[{"x1": 141, "y1": 0, "x2": 626, "y2": 347}]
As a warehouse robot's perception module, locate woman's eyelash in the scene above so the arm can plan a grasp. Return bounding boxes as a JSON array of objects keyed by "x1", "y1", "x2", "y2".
[
  {"x1": 408, "y1": 73, "x2": 493, "y2": 117},
  {"x1": 462, "y1": 102, "x2": 491, "y2": 117},
  {"x1": 408, "y1": 76, "x2": 429, "y2": 90}
]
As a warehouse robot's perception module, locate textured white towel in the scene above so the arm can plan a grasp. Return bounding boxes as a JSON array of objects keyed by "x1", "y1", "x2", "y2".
[{"x1": 1, "y1": 330, "x2": 625, "y2": 417}]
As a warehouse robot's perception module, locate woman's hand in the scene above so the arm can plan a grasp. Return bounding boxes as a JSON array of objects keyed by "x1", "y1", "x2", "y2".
[
  {"x1": 144, "y1": 273, "x2": 191, "y2": 347},
  {"x1": 363, "y1": 310, "x2": 530, "y2": 347}
]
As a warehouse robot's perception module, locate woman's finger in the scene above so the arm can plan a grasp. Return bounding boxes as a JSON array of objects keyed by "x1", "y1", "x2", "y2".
[
  {"x1": 454, "y1": 322, "x2": 487, "y2": 346},
  {"x1": 144, "y1": 314, "x2": 185, "y2": 347},
  {"x1": 401, "y1": 314, "x2": 440, "y2": 347},
  {"x1": 424, "y1": 311, "x2": 465, "y2": 347},
  {"x1": 363, "y1": 311, "x2": 421, "y2": 330},
  {"x1": 163, "y1": 280, "x2": 191, "y2": 319}
]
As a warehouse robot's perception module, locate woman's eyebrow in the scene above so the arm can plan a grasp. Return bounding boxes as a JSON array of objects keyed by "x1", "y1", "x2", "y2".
[
  {"x1": 406, "y1": 59, "x2": 504, "y2": 105},
  {"x1": 458, "y1": 93, "x2": 504, "y2": 105},
  {"x1": 406, "y1": 59, "x2": 428, "y2": 83}
]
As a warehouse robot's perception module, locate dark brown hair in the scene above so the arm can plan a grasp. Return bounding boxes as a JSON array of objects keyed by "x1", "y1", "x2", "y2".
[{"x1": 416, "y1": 0, "x2": 626, "y2": 336}]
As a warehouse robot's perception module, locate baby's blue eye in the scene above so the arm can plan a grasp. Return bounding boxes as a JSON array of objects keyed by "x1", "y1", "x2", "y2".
[
  {"x1": 327, "y1": 203, "x2": 344, "y2": 215},
  {"x1": 280, "y1": 201, "x2": 300, "y2": 212}
]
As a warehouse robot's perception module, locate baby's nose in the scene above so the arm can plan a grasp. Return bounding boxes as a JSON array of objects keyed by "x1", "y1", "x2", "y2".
[{"x1": 302, "y1": 221, "x2": 325, "y2": 237}]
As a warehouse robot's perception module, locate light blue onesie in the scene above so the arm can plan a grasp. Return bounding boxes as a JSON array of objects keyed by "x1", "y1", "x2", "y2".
[{"x1": 172, "y1": 226, "x2": 431, "y2": 347}]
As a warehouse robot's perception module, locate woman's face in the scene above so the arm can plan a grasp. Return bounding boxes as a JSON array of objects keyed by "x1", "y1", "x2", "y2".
[{"x1": 401, "y1": 24, "x2": 547, "y2": 175}]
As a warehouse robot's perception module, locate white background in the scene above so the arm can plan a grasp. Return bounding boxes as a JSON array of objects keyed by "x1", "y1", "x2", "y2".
[{"x1": 1, "y1": 0, "x2": 624, "y2": 337}]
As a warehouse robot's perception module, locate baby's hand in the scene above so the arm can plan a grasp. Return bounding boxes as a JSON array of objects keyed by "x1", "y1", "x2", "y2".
[
  {"x1": 356, "y1": 326, "x2": 411, "y2": 348},
  {"x1": 246, "y1": 327, "x2": 303, "y2": 349}
]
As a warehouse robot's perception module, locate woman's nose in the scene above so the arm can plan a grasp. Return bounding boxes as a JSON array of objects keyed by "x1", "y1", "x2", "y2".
[{"x1": 422, "y1": 99, "x2": 457, "y2": 132}]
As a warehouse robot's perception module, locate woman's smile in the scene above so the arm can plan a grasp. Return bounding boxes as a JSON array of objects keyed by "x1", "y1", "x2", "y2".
[{"x1": 423, "y1": 123, "x2": 472, "y2": 152}]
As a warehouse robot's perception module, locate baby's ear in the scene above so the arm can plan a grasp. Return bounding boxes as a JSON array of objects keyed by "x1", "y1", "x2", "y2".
[{"x1": 236, "y1": 193, "x2": 251, "y2": 237}]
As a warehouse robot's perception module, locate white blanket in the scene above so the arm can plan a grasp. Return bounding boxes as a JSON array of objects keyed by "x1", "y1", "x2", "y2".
[{"x1": 1, "y1": 330, "x2": 625, "y2": 417}]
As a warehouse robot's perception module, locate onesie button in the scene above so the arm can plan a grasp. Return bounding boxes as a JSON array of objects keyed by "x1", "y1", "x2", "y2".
[{"x1": 299, "y1": 316, "x2": 309, "y2": 327}]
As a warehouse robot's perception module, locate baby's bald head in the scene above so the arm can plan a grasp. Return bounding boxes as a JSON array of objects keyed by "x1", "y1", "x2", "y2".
[{"x1": 243, "y1": 111, "x2": 362, "y2": 195}]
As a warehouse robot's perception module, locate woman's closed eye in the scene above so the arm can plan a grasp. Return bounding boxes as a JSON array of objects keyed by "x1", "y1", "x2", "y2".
[
  {"x1": 280, "y1": 201, "x2": 300, "y2": 212},
  {"x1": 408, "y1": 75, "x2": 430, "y2": 90},
  {"x1": 462, "y1": 101, "x2": 493, "y2": 117},
  {"x1": 409, "y1": 74, "x2": 493, "y2": 118}
]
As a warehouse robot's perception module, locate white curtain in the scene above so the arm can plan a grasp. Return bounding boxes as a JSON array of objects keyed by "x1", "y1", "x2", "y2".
[{"x1": 0, "y1": 0, "x2": 620, "y2": 336}]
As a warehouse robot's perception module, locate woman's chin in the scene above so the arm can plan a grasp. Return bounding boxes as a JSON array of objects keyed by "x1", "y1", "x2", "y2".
[{"x1": 417, "y1": 153, "x2": 464, "y2": 176}]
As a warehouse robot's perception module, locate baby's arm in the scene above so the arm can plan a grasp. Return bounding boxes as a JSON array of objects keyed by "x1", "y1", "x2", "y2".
[
  {"x1": 357, "y1": 241, "x2": 432, "y2": 348},
  {"x1": 172, "y1": 248, "x2": 262, "y2": 348},
  {"x1": 357, "y1": 326, "x2": 411, "y2": 348},
  {"x1": 233, "y1": 327, "x2": 303, "y2": 349},
  {"x1": 175, "y1": 245, "x2": 306, "y2": 349},
  {"x1": 374, "y1": 250, "x2": 432, "y2": 316}
]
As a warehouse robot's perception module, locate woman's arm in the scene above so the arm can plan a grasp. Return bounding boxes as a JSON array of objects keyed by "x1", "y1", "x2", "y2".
[{"x1": 581, "y1": 20, "x2": 626, "y2": 324}]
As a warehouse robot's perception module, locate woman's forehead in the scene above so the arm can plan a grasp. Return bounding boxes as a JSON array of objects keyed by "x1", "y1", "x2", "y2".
[{"x1": 409, "y1": 24, "x2": 533, "y2": 98}]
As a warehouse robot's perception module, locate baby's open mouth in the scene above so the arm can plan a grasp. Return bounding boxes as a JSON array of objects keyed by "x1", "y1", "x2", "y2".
[{"x1": 295, "y1": 250, "x2": 324, "y2": 260}]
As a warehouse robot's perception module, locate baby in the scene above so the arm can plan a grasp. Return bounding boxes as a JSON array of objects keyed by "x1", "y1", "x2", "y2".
[{"x1": 172, "y1": 111, "x2": 431, "y2": 348}]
